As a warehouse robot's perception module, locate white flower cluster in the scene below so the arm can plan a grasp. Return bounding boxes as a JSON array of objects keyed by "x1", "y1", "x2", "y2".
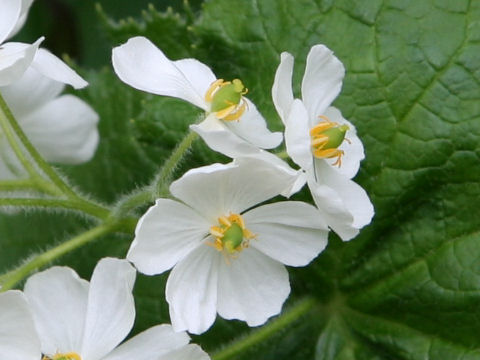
[
  {"x1": 0, "y1": 0, "x2": 98, "y2": 179},
  {"x1": 112, "y1": 37, "x2": 375, "y2": 334},
  {"x1": 0, "y1": 1, "x2": 374, "y2": 357}
]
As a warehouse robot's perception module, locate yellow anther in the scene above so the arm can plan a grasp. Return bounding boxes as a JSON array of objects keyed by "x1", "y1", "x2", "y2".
[
  {"x1": 310, "y1": 116, "x2": 350, "y2": 167},
  {"x1": 43, "y1": 352, "x2": 82, "y2": 360},
  {"x1": 208, "y1": 213, "x2": 255, "y2": 258},
  {"x1": 204, "y1": 78, "x2": 248, "y2": 121}
]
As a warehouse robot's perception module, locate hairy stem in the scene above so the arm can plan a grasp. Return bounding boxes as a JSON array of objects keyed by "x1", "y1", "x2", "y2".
[
  {"x1": 0, "y1": 94, "x2": 77, "y2": 198},
  {"x1": 154, "y1": 130, "x2": 198, "y2": 197},
  {"x1": 0, "y1": 222, "x2": 121, "y2": 291},
  {"x1": 212, "y1": 297, "x2": 317, "y2": 360}
]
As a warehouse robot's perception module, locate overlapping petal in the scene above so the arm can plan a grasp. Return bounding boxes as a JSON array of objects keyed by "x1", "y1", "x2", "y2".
[
  {"x1": 20, "y1": 94, "x2": 99, "y2": 164},
  {"x1": 166, "y1": 245, "x2": 220, "y2": 334},
  {"x1": 0, "y1": 291, "x2": 40, "y2": 360},
  {"x1": 169, "y1": 158, "x2": 297, "y2": 222},
  {"x1": 81, "y1": 258, "x2": 136, "y2": 360},
  {"x1": 216, "y1": 247, "x2": 290, "y2": 326},
  {"x1": 7, "y1": 0, "x2": 34, "y2": 39},
  {"x1": 128, "y1": 198, "x2": 210, "y2": 275},
  {"x1": 0, "y1": 39, "x2": 41, "y2": 86},
  {"x1": 112, "y1": 36, "x2": 212, "y2": 110},
  {"x1": 103, "y1": 325, "x2": 201, "y2": 360},
  {"x1": 32, "y1": 48, "x2": 88, "y2": 89},
  {"x1": 244, "y1": 201, "x2": 328, "y2": 266},
  {"x1": 0, "y1": 0, "x2": 22, "y2": 44},
  {"x1": 24, "y1": 267, "x2": 90, "y2": 356}
]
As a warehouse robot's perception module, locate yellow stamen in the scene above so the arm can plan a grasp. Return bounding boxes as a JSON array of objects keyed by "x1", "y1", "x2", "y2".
[
  {"x1": 43, "y1": 353, "x2": 82, "y2": 360},
  {"x1": 204, "y1": 78, "x2": 248, "y2": 121},
  {"x1": 310, "y1": 115, "x2": 349, "y2": 167},
  {"x1": 208, "y1": 213, "x2": 256, "y2": 259}
]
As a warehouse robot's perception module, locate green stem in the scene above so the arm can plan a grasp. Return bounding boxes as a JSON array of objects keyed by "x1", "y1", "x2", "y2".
[
  {"x1": 0, "y1": 94, "x2": 77, "y2": 198},
  {"x1": 212, "y1": 297, "x2": 317, "y2": 360},
  {"x1": 0, "y1": 198, "x2": 110, "y2": 219},
  {"x1": 154, "y1": 130, "x2": 198, "y2": 197},
  {"x1": 112, "y1": 189, "x2": 154, "y2": 217},
  {"x1": 0, "y1": 222, "x2": 120, "y2": 291}
]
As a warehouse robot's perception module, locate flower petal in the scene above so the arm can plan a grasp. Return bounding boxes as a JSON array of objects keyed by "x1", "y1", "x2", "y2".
[
  {"x1": 112, "y1": 36, "x2": 213, "y2": 110},
  {"x1": 24, "y1": 266, "x2": 89, "y2": 356},
  {"x1": 32, "y1": 48, "x2": 88, "y2": 89},
  {"x1": 169, "y1": 158, "x2": 297, "y2": 222},
  {"x1": 20, "y1": 94, "x2": 99, "y2": 164},
  {"x1": 0, "y1": 0, "x2": 21, "y2": 44},
  {"x1": 244, "y1": 201, "x2": 329, "y2": 266},
  {"x1": 301, "y1": 44, "x2": 345, "y2": 119},
  {"x1": 166, "y1": 244, "x2": 220, "y2": 334},
  {"x1": 0, "y1": 39, "x2": 41, "y2": 86},
  {"x1": 284, "y1": 99, "x2": 313, "y2": 170},
  {"x1": 0, "y1": 291, "x2": 40, "y2": 360},
  {"x1": 224, "y1": 98, "x2": 282, "y2": 149},
  {"x1": 1, "y1": 66, "x2": 65, "y2": 119},
  {"x1": 216, "y1": 247, "x2": 290, "y2": 326},
  {"x1": 103, "y1": 325, "x2": 192, "y2": 360},
  {"x1": 81, "y1": 258, "x2": 136, "y2": 360},
  {"x1": 272, "y1": 51, "x2": 294, "y2": 123},
  {"x1": 314, "y1": 161, "x2": 374, "y2": 231},
  {"x1": 321, "y1": 106, "x2": 364, "y2": 179},
  {"x1": 190, "y1": 114, "x2": 264, "y2": 159},
  {"x1": 6, "y1": 0, "x2": 34, "y2": 40},
  {"x1": 157, "y1": 344, "x2": 211, "y2": 360},
  {"x1": 128, "y1": 198, "x2": 210, "y2": 276}
]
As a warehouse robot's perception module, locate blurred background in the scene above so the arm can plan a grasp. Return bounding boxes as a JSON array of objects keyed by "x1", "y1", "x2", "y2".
[{"x1": 13, "y1": 0, "x2": 203, "y2": 67}]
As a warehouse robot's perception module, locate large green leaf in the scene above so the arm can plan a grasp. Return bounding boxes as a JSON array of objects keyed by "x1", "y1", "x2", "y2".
[{"x1": 1, "y1": 0, "x2": 479, "y2": 359}]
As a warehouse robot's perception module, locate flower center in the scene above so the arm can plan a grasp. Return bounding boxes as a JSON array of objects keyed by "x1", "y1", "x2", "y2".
[
  {"x1": 310, "y1": 116, "x2": 350, "y2": 167},
  {"x1": 204, "y1": 79, "x2": 248, "y2": 121},
  {"x1": 42, "y1": 353, "x2": 82, "y2": 360},
  {"x1": 209, "y1": 213, "x2": 255, "y2": 254}
]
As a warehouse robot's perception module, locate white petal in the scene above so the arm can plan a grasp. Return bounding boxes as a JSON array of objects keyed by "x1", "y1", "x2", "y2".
[
  {"x1": 314, "y1": 161, "x2": 374, "y2": 231},
  {"x1": 0, "y1": 0, "x2": 21, "y2": 44},
  {"x1": 24, "y1": 267, "x2": 89, "y2": 356},
  {"x1": 284, "y1": 99, "x2": 312, "y2": 170},
  {"x1": 321, "y1": 107, "x2": 364, "y2": 179},
  {"x1": 272, "y1": 51, "x2": 294, "y2": 123},
  {"x1": 166, "y1": 245, "x2": 220, "y2": 334},
  {"x1": 157, "y1": 344, "x2": 211, "y2": 360},
  {"x1": 244, "y1": 201, "x2": 328, "y2": 266},
  {"x1": 170, "y1": 158, "x2": 297, "y2": 223},
  {"x1": 112, "y1": 36, "x2": 213, "y2": 110},
  {"x1": 128, "y1": 198, "x2": 210, "y2": 276},
  {"x1": 224, "y1": 98, "x2": 282, "y2": 149},
  {"x1": 32, "y1": 48, "x2": 88, "y2": 89},
  {"x1": 0, "y1": 291, "x2": 40, "y2": 360},
  {"x1": 6, "y1": 0, "x2": 34, "y2": 40},
  {"x1": 1, "y1": 66, "x2": 65, "y2": 119},
  {"x1": 191, "y1": 114, "x2": 265, "y2": 159},
  {"x1": 301, "y1": 44, "x2": 345, "y2": 119},
  {"x1": 240, "y1": 149, "x2": 307, "y2": 197},
  {"x1": 217, "y1": 247, "x2": 290, "y2": 326},
  {"x1": 103, "y1": 325, "x2": 191, "y2": 360},
  {"x1": 0, "y1": 39, "x2": 41, "y2": 86},
  {"x1": 20, "y1": 94, "x2": 99, "y2": 164},
  {"x1": 81, "y1": 258, "x2": 136, "y2": 360}
]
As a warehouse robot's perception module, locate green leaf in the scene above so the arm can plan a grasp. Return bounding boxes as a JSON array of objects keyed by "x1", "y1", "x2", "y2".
[{"x1": 2, "y1": 0, "x2": 480, "y2": 359}]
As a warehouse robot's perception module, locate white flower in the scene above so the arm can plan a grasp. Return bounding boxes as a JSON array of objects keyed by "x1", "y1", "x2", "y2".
[
  {"x1": 112, "y1": 36, "x2": 282, "y2": 158},
  {"x1": 0, "y1": 0, "x2": 88, "y2": 88},
  {"x1": 272, "y1": 45, "x2": 374, "y2": 240},
  {"x1": 127, "y1": 158, "x2": 329, "y2": 334},
  {"x1": 0, "y1": 66, "x2": 99, "y2": 179},
  {"x1": 0, "y1": 290, "x2": 41, "y2": 360},
  {"x1": 24, "y1": 257, "x2": 209, "y2": 360}
]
